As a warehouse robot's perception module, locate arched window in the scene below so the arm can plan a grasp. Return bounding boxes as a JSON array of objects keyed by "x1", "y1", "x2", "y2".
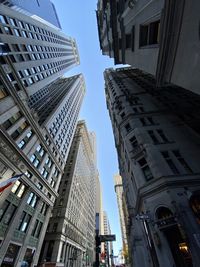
[{"x1": 156, "y1": 206, "x2": 173, "y2": 220}]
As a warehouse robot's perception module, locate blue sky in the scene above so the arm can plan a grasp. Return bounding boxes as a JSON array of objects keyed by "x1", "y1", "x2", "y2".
[{"x1": 51, "y1": 0, "x2": 122, "y2": 255}]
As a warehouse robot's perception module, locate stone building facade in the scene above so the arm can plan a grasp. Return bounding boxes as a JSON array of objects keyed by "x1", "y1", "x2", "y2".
[
  {"x1": 105, "y1": 67, "x2": 200, "y2": 267},
  {"x1": 97, "y1": 0, "x2": 200, "y2": 95}
]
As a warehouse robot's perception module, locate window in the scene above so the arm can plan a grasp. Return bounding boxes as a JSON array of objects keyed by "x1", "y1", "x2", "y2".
[
  {"x1": 18, "y1": 140, "x2": 25, "y2": 149},
  {"x1": 125, "y1": 123, "x2": 131, "y2": 133},
  {"x1": 36, "y1": 145, "x2": 45, "y2": 156},
  {"x1": 27, "y1": 192, "x2": 38, "y2": 208},
  {"x1": 0, "y1": 200, "x2": 10, "y2": 222},
  {"x1": 138, "y1": 158, "x2": 153, "y2": 181},
  {"x1": 16, "y1": 54, "x2": 24, "y2": 62},
  {"x1": 18, "y1": 21, "x2": 24, "y2": 28},
  {"x1": 37, "y1": 183, "x2": 43, "y2": 190},
  {"x1": 0, "y1": 201, "x2": 17, "y2": 225},
  {"x1": 35, "y1": 221, "x2": 43, "y2": 238},
  {"x1": 129, "y1": 136, "x2": 138, "y2": 149},
  {"x1": 36, "y1": 145, "x2": 41, "y2": 152},
  {"x1": 0, "y1": 15, "x2": 7, "y2": 24},
  {"x1": 140, "y1": 117, "x2": 155, "y2": 126},
  {"x1": 30, "y1": 154, "x2": 36, "y2": 162},
  {"x1": 21, "y1": 46, "x2": 27, "y2": 53},
  {"x1": 18, "y1": 211, "x2": 31, "y2": 232},
  {"x1": 24, "y1": 69, "x2": 31, "y2": 76},
  {"x1": 31, "y1": 219, "x2": 39, "y2": 236},
  {"x1": 140, "y1": 20, "x2": 160, "y2": 47},
  {"x1": 11, "y1": 181, "x2": 26, "y2": 198},
  {"x1": 13, "y1": 28, "x2": 20, "y2": 37},
  {"x1": 173, "y1": 150, "x2": 192, "y2": 173},
  {"x1": 10, "y1": 18, "x2": 17, "y2": 27},
  {"x1": 40, "y1": 202, "x2": 48, "y2": 216},
  {"x1": 33, "y1": 159, "x2": 40, "y2": 167},
  {"x1": 28, "y1": 78, "x2": 34, "y2": 84},
  {"x1": 148, "y1": 130, "x2": 159, "y2": 144},
  {"x1": 21, "y1": 30, "x2": 28, "y2": 38},
  {"x1": 27, "y1": 45, "x2": 33, "y2": 52},
  {"x1": 2, "y1": 243, "x2": 20, "y2": 266},
  {"x1": 4, "y1": 26, "x2": 12, "y2": 35},
  {"x1": 26, "y1": 130, "x2": 33, "y2": 138},
  {"x1": 157, "y1": 130, "x2": 169, "y2": 143},
  {"x1": 11, "y1": 121, "x2": 28, "y2": 140},
  {"x1": 17, "y1": 71, "x2": 23, "y2": 79},
  {"x1": 7, "y1": 73, "x2": 15, "y2": 82},
  {"x1": 29, "y1": 32, "x2": 34, "y2": 39},
  {"x1": 41, "y1": 168, "x2": 48, "y2": 179},
  {"x1": 31, "y1": 67, "x2": 36, "y2": 74},
  {"x1": 161, "y1": 151, "x2": 180, "y2": 174},
  {"x1": 25, "y1": 171, "x2": 32, "y2": 178}
]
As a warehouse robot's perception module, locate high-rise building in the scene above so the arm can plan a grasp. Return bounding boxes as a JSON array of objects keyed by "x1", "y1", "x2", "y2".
[
  {"x1": 96, "y1": 0, "x2": 200, "y2": 95},
  {"x1": 29, "y1": 74, "x2": 85, "y2": 163},
  {"x1": 0, "y1": 4, "x2": 79, "y2": 97},
  {"x1": 114, "y1": 174, "x2": 129, "y2": 261},
  {"x1": 102, "y1": 211, "x2": 113, "y2": 267},
  {"x1": 0, "y1": 73, "x2": 85, "y2": 266},
  {"x1": 95, "y1": 173, "x2": 103, "y2": 235},
  {"x1": 0, "y1": 3, "x2": 84, "y2": 265},
  {"x1": 40, "y1": 121, "x2": 96, "y2": 267},
  {"x1": 104, "y1": 67, "x2": 200, "y2": 267},
  {"x1": 0, "y1": 0, "x2": 61, "y2": 28}
]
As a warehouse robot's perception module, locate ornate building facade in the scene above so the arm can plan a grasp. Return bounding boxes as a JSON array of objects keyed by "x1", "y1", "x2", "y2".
[
  {"x1": 97, "y1": 0, "x2": 200, "y2": 95},
  {"x1": 105, "y1": 67, "x2": 200, "y2": 267}
]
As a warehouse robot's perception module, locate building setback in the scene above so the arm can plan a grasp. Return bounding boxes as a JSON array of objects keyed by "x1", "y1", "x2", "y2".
[
  {"x1": 0, "y1": 0, "x2": 61, "y2": 28},
  {"x1": 40, "y1": 121, "x2": 96, "y2": 267},
  {"x1": 0, "y1": 3, "x2": 85, "y2": 266},
  {"x1": 96, "y1": 0, "x2": 200, "y2": 95},
  {"x1": 104, "y1": 67, "x2": 200, "y2": 267}
]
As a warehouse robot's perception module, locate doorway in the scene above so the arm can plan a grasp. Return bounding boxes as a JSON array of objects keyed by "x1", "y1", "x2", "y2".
[{"x1": 156, "y1": 207, "x2": 193, "y2": 267}]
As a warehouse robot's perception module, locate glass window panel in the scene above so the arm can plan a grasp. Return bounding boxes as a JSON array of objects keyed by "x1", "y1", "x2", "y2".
[
  {"x1": 17, "y1": 185, "x2": 25, "y2": 198},
  {"x1": 11, "y1": 180, "x2": 21, "y2": 194}
]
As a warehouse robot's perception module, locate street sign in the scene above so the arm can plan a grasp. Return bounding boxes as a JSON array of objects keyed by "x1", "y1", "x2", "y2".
[
  {"x1": 135, "y1": 214, "x2": 149, "y2": 220},
  {"x1": 99, "y1": 235, "x2": 116, "y2": 242}
]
